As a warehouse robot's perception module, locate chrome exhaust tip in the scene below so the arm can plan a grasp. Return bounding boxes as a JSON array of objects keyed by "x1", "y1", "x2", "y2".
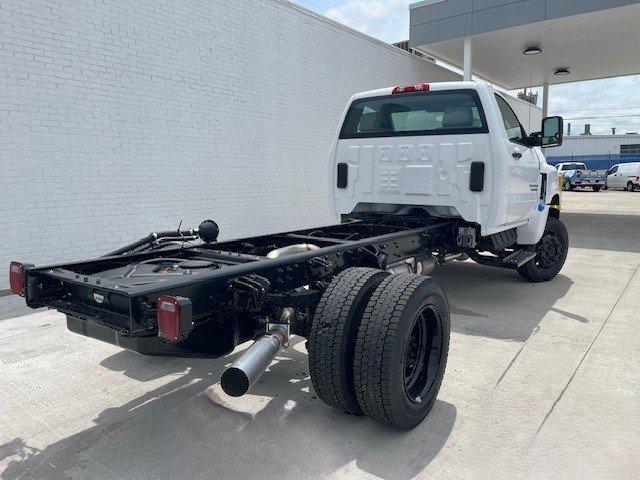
[{"x1": 221, "y1": 327, "x2": 289, "y2": 397}]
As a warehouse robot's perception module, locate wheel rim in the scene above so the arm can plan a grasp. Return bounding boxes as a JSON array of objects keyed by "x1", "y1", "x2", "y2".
[
  {"x1": 535, "y1": 231, "x2": 563, "y2": 269},
  {"x1": 403, "y1": 306, "x2": 443, "y2": 403}
]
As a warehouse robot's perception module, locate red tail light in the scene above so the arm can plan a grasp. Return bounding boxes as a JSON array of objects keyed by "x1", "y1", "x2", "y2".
[
  {"x1": 392, "y1": 83, "x2": 430, "y2": 94},
  {"x1": 9, "y1": 262, "x2": 25, "y2": 295},
  {"x1": 157, "y1": 295, "x2": 193, "y2": 342}
]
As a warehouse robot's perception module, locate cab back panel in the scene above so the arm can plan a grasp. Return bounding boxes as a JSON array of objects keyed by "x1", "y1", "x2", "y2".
[{"x1": 332, "y1": 134, "x2": 493, "y2": 225}]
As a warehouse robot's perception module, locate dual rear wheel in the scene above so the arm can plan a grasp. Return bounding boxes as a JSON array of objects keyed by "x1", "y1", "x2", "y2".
[{"x1": 309, "y1": 268, "x2": 450, "y2": 430}]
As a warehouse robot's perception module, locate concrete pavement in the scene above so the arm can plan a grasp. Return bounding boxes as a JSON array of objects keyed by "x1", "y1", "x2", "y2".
[{"x1": 1, "y1": 191, "x2": 638, "y2": 479}]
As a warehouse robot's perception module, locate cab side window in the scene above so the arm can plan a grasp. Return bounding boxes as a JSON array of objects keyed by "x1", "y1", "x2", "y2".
[
  {"x1": 495, "y1": 94, "x2": 526, "y2": 145},
  {"x1": 609, "y1": 166, "x2": 619, "y2": 174}
]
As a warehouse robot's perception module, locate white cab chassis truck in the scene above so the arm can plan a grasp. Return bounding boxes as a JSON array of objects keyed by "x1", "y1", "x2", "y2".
[{"x1": 12, "y1": 82, "x2": 567, "y2": 430}]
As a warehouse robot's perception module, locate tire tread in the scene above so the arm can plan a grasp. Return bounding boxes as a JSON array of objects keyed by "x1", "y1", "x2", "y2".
[
  {"x1": 309, "y1": 267, "x2": 388, "y2": 414},
  {"x1": 354, "y1": 274, "x2": 450, "y2": 429}
]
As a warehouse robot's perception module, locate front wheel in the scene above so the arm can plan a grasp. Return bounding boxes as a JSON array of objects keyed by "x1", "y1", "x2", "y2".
[
  {"x1": 517, "y1": 217, "x2": 569, "y2": 283},
  {"x1": 627, "y1": 181, "x2": 636, "y2": 192},
  {"x1": 592, "y1": 186, "x2": 602, "y2": 192},
  {"x1": 563, "y1": 180, "x2": 571, "y2": 191}
]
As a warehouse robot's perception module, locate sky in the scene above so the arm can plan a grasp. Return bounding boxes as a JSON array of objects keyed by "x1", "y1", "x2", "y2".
[{"x1": 293, "y1": 0, "x2": 640, "y2": 136}]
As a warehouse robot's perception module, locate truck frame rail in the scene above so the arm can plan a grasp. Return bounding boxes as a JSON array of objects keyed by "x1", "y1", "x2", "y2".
[{"x1": 21, "y1": 215, "x2": 457, "y2": 357}]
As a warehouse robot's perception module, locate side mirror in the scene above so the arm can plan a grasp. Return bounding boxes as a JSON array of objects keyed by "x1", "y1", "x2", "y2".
[{"x1": 541, "y1": 116, "x2": 563, "y2": 147}]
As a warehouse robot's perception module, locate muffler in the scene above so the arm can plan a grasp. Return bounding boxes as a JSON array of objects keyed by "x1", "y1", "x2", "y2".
[
  {"x1": 220, "y1": 308, "x2": 293, "y2": 397},
  {"x1": 387, "y1": 256, "x2": 437, "y2": 276}
]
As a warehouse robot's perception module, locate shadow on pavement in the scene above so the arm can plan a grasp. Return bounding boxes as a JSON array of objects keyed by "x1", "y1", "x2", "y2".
[
  {"x1": 561, "y1": 212, "x2": 640, "y2": 254},
  {"x1": 7, "y1": 209, "x2": 629, "y2": 479},
  {"x1": 1, "y1": 339, "x2": 456, "y2": 480},
  {"x1": 438, "y1": 262, "x2": 573, "y2": 342}
]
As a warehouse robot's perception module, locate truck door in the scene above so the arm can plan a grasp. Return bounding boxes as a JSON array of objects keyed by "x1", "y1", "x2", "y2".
[{"x1": 495, "y1": 95, "x2": 540, "y2": 223}]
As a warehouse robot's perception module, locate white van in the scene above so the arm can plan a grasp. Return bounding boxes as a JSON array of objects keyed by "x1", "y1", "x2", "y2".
[{"x1": 606, "y1": 162, "x2": 640, "y2": 191}]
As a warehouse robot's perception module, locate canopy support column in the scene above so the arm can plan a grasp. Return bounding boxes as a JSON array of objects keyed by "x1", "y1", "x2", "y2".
[{"x1": 463, "y1": 36, "x2": 473, "y2": 81}]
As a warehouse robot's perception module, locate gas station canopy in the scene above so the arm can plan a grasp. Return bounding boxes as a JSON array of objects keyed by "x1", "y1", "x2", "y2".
[{"x1": 409, "y1": 0, "x2": 640, "y2": 90}]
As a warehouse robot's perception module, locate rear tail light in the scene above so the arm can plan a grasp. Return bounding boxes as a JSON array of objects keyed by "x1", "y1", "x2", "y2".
[
  {"x1": 9, "y1": 262, "x2": 25, "y2": 295},
  {"x1": 392, "y1": 83, "x2": 430, "y2": 94},
  {"x1": 157, "y1": 295, "x2": 193, "y2": 342}
]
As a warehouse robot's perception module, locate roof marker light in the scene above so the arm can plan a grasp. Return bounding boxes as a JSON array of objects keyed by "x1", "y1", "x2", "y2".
[{"x1": 392, "y1": 83, "x2": 430, "y2": 94}]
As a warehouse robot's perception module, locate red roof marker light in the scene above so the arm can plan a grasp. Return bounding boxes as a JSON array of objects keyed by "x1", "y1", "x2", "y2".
[{"x1": 392, "y1": 83, "x2": 430, "y2": 94}]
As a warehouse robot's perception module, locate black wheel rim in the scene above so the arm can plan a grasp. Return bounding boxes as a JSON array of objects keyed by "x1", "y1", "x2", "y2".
[
  {"x1": 535, "y1": 231, "x2": 563, "y2": 269},
  {"x1": 403, "y1": 306, "x2": 443, "y2": 403}
]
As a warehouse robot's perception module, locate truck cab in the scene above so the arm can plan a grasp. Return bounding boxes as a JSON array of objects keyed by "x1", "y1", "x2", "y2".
[{"x1": 330, "y1": 81, "x2": 562, "y2": 246}]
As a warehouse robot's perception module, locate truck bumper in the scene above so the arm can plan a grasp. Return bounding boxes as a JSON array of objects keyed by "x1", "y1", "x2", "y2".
[{"x1": 66, "y1": 315, "x2": 234, "y2": 358}]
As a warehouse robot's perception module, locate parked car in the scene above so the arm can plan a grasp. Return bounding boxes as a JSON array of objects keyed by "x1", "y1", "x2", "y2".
[
  {"x1": 605, "y1": 162, "x2": 640, "y2": 191},
  {"x1": 556, "y1": 162, "x2": 606, "y2": 191}
]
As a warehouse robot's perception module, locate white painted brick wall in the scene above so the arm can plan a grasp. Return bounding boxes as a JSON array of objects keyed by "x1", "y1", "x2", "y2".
[{"x1": 0, "y1": 0, "x2": 459, "y2": 288}]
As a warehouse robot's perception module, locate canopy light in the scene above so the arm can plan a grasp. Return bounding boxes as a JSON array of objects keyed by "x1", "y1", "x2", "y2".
[
  {"x1": 392, "y1": 83, "x2": 430, "y2": 94},
  {"x1": 554, "y1": 67, "x2": 571, "y2": 76},
  {"x1": 523, "y1": 46, "x2": 542, "y2": 55}
]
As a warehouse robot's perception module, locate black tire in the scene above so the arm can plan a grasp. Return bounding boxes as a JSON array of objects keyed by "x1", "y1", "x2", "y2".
[
  {"x1": 563, "y1": 180, "x2": 571, "y2": 191},
  {"x1": 308, "y1": 267, "x2": 389, "y2": 415},
  {"x1": 353, "y1": 274, "x2": 450, "y2": 430},
  {"x1": 517, "y1": 217, "x2": 569, "y2": 283},
  {"x1": 627, "y1": 181, "x2": 636, "y2": 192},
  {"x1": 592, "y1": 186, "x2": 601, "y2": 192}
]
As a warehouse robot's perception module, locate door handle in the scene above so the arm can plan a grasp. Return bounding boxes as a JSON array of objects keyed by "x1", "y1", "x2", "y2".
[{"x1": 512, "y1": 152, "x2": 522, "y2": 159}]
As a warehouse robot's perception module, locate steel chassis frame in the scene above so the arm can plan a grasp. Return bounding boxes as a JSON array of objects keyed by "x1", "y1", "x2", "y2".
[{"x1": 23, "y1": 215, "x2": 459, "y2": 357}]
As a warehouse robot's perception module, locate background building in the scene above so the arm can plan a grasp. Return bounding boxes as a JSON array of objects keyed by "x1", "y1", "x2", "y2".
[{"x1": 546, "y1": 134, "x2": 640, "y2": 169}]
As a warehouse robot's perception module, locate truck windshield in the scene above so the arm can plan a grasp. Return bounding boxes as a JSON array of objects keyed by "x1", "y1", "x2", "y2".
[{"x1": 339, "y1": 90, "x2": 488, "y2": 139}]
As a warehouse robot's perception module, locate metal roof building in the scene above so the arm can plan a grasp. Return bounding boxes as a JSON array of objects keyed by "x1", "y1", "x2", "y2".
[{"x1": 546, "y1": 134, "x2": 640, "y2": 169}]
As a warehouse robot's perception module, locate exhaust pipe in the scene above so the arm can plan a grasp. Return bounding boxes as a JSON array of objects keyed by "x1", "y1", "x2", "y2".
[
  {"x1": 220, "y1": 308, "x2": 293, "y2": 397},
  {"x1": 387, "y1": 257, "x2": 437, "y2": 276}
]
